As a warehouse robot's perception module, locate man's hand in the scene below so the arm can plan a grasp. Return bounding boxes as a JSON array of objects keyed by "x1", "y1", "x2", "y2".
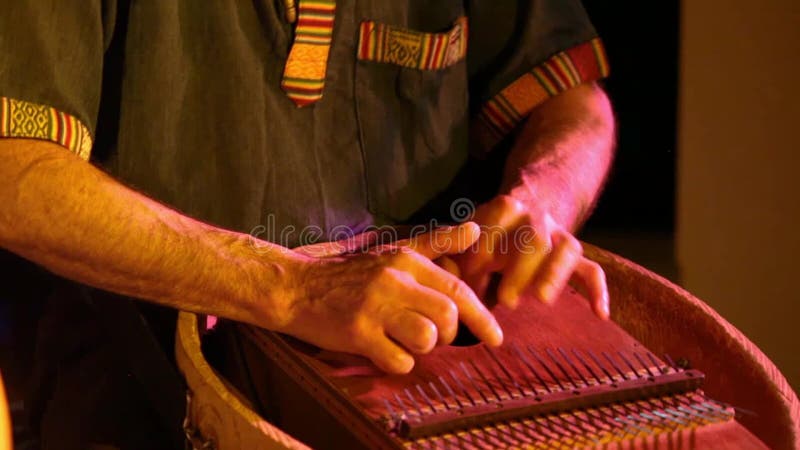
[
  {"x1": 453, "y1": 195, "x2": 609, "y2": 319},
  {"x1": 262, "y1": 223, "x2": 503, "y2": 374}
]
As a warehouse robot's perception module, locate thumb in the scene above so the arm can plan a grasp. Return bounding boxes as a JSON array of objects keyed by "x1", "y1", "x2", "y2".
[{"x1": 398, "y1": 222, "x2": 481, "y2": 259}]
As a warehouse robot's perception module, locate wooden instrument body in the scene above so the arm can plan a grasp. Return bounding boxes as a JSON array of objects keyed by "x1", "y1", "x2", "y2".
[{"x1": 176, "y1": 244, "x2": 800, "y2": 449}]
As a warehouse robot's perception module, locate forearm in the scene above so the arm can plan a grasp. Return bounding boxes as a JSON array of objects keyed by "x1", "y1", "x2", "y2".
[
  {"x1": 0, "y1": 138, "x2": 297, "y2": 328},
  {"x1": 500, "y1": 82, "x2": 615, "y2": 230}
]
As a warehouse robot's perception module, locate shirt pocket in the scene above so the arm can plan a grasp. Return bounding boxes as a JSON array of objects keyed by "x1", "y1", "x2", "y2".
[{"x1": 354, "y1": 17, "x2": 470, "y2": 222}]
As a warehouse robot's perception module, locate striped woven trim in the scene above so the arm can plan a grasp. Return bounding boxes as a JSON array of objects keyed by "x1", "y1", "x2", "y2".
[
  {"x1": 357, "y1": 17, "x2": 468, "y2": 70},
  {"x1": 472, "y1": 38, "x2": 610, "y2": 155},
  {"x1": 281, "y1": 0, "x2": 336, "y2": 106},
  {"x1": 0, "y1": 96, "x2": 92, "y2": 160}
]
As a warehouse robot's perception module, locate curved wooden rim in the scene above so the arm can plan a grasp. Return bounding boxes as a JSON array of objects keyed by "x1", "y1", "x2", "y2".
[
  {"x1": 175, "y1": 312, "x2": 310, "y2": 450},
  {"x1": 584, "y1": 243, "x2": 800, "y2": 450}
]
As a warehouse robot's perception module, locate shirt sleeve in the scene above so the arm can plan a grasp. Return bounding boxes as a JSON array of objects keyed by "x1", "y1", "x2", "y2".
[
  {"x1": 466, "y1": 0, "x2": 610, "y2": 155},
  {"x1": 0, "y1": 1, "x2": 111, "y2": 160}
]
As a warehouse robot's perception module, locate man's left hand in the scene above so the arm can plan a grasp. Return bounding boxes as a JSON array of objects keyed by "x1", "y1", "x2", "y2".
[{"x1": 452, "y1": 194, "x2": 609, "y2": 319}]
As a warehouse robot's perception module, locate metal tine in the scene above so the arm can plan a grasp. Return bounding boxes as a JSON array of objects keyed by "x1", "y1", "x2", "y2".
[
  {"x1": 507, "y1": 420, "x2": 546, "y2": 447},
  {"x1": 449, "y1": 369, "x2": 479, "y2": 406},
  {"x1": 507, "y1": 421, "x2": 550, "y2": 449},
  {"x1": 515, "y1": 418, "x2": 551, "y2": 443},
  {"x1": 428, "y1": 381, "x2": 451, "y2": 411},
  {"x1": 392, "y1": 392, "x2": 411, "y2": 419},
  {"x1": 628, "y1": 410, "x2": 664, "y2": 431},
  {"x1": 508, "y1": 347, "x2": 541, "y2": 395},
  {"x1": 481, "y1": 425, "x2": 517, "y2": 448},
  {"x1": 650, "y1": 409, "x2": 688, "y2": 426},
  {"x1": 670, "y1": 406, "x2": 713, "y2": 424},
  {"x1": 646, "y1": 351, "x2": 668, "y2": 374},
  {"x1": 602, "y1": 351, "x2": 631, "y2": 380},
  {"x1": 706, "y1": 398, "x2": 757, "y2": 418},
  {"x1": 558, "y1": 412, "x2": 602, "y2": 446},
  {"x1": 468, "y1": 360, "x2": 504, "y2": 402},
  {"x1": 481, "y1": 351, "x2": 520, "y2": 400},
  {"x1": 443, "y1": 430, "x2": 476, "y2": 450},
  {"x1": 404, "y1": 387, "x2": 426, "y2": 416},
  {"x1": 571, "y1": 349, "x2": 603, "y2": 385},
  {"x1": 683, "y1": 404, "x2": 726, "y2": 423},
  {"x1": 466, "y1": 426, "x2": 500, "y2": 450},
  {"x1": 546, "y1": 414, "x2": 584, "y2": 440},
  {"x1": 617, "y1": 351, "x2": 643, "y2": 379},
  {"x1": 613, "y1": 416, "x2": 650, "y2": 436},
  {"x1": 609, "y1": 405, "x2": 653, "y2": 436},
  {"x1": 544, "y1": 348, "x2": 580, "y2": 389},
  {"x1": 585, "y1": 349, "x2": 618, "y2": 383},
  {"x1": 463, "y1": 428, "x2": 491, "y2": 450},
  {"x1": 591, "y1": 402, "x2": 643, "y2": 439},
  {"x1": 696, "y1": 401, "x2": 736, "y2": 419},
  {"x1": 557, "y1": 348, "x2": 590, "y2": 387},
  {"x1": 520, "y1": 419, "x2": 565, "y2": 450},
  {"x1": 633, "y1": 352, "x2": 657, "y2": 378},
  {"x1": 477, "y1": 355, "x2": 513, "y2": 401},
  {"x1": 583, "y1": 407, "x2": 632, "y2": 441},
  {"x1": 381, "y1": 397, "x2": 398, "y2": 419},
  {"x1": 552, "y1": 415, "x2": 597, "y2": 447},
  {"x1": 458, "y1": 362, "x2": 491, "y2": 405},
  {"x1": 512, "y1": 343, "x2": 552, "y2": 393},
  {"x1": 638, "y1": 407, "x2": 679, "y2": 430},
  {"x1": 483, "y1": 346, "x2": 526, "y2": 398},
  {"x1": 492, "y1": 423, "x2": 526, "y2": 448},
  {"x1": 663, "y1": 353, "x2": 679, "y2": 371},
  {"x1": 528, "y1": 346, "x2": 568, "y2": 391},
  {"x1": 532, "y1": 417, "x2": 572, "y2": 447},
  {"x1": 437, "y1": 376, "x2": 462, "y2": 409},
  {"x1": 573, "y1": 408, "x2": 619, "y2": 441},
  {"x1": 415, "y1": 384, "x2": 437, "y2": 413}
]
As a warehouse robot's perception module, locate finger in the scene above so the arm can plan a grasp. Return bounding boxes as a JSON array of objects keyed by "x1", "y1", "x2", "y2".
[
  {"x1": 384, "y1": 310, "x2": 439, "y2": 355},
  {"x1": 398, "y1": 222, "x2": 481, "y2": 260},
  {"x1": 435, "y1": 255, "x2": 461, "y2": 278},
  {"x1": 408, "y1": 254, "x2": 503, "y2": 347},
  {"x1": 360, "y1": 335, "x2": 417, "y2": 374},
  {"x1": 389, "y1": 270, "x2": 459, "y2": 345},
  {"x1": 459, "y1": 210, "x2": 521, "y2": 277},
  {"x1": 528, "y1": 233, "x2": 583, "y2": 305},
  {"x1": 496, "y1": 234, "x2": 551, "y2": 309},
  {"x1": 571, "y1": 258, "x2": 610, "y2": 319}
]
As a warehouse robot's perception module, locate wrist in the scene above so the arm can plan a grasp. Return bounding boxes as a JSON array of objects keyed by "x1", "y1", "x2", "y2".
[
  {"x1": 199, "y1": 229, "x2": 309, "y2": 331},
  {"x1": 501, "y1": 167, "x2": 585, "y2": 231}
]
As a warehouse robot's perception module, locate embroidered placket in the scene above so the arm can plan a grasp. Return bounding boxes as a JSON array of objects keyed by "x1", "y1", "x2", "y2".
[{"x1": 281, "y1": 0, "x2": 336, "y2": 107}]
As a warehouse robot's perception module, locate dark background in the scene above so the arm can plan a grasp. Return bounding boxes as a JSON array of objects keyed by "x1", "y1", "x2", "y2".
[{"x1": 582, "y1": 1, "x2": 679, "y2": 233}]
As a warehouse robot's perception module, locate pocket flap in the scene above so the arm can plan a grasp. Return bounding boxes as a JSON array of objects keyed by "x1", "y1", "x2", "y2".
[{"x1": 357, "y1": 17, "x2": 468, "y2": 71}]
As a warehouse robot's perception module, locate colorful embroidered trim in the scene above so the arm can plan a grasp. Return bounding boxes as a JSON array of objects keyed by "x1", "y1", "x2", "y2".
[
  {"x1": 357, "y1": 17, "x2": 468, "y2": 70},
  {"x1": 281, "y1": 0, "x2": 337, "y2": 107},
  {"x1": 472, "y1": 38, "x2": 610, "y2": 154},
  {"x1": 0, "y1": 96, "x2": 92, "y2": 160}
]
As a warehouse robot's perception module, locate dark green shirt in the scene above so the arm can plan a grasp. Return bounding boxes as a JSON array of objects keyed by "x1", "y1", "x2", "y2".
[{"x1": 1, "y1": 0, "x2": 607, "y2": 247}]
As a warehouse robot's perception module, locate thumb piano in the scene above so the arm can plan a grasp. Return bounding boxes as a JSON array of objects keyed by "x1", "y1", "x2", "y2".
[{"x1": 178, "y1": 245, "x2": 800, "y2": 449}]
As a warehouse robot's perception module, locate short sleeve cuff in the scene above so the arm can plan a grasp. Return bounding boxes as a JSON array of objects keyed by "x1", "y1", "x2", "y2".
[
  {"x1": 0, "y1": 96, "x2": 93, "y2": 160},
  {"x1": 471, "y1": 38, "x2": 610, "y2": 155}
]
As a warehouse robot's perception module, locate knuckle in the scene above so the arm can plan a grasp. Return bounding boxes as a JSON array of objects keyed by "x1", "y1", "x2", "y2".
[
  {"x1": 564, "y1": 235, "x2": 583, "y2": 256},
  {"x1": 415, "y1": 322, "x2": 438, "y2": 352},
  {"x1": 584, "y1": 260, "x2": 604, "y2": 277}
]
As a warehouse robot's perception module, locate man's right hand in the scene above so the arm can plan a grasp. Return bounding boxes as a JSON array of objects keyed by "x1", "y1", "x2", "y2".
[{"x1": 256, "y1": 223, "x2": 503, "y2": 374}]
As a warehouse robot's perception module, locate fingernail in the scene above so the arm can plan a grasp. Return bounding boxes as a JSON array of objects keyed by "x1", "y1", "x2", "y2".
[
  {"x1": 539, "y1": 283, "x2": 555, "y2": 304},
  {"x1": 491, "y1": 323, "x2": 504, "y2": 347},
  {"x1": 602, "y1": 293, "x2": 611, "y2": 318},
  {"x1": 499, "y1": 288, "x2": 518, "y2": 308},
  {"x1": 395, "y1": 353, "x2": 415, "y2": 373}
]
